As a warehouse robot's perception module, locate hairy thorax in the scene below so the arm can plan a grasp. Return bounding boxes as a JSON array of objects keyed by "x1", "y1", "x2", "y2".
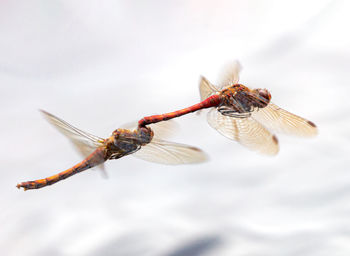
[
  {"x1": 104, "y1": 127, "x2": 154, "y2": 160},
  {"x1": 218, "y1": 84, "x2": 271, "y2": 117}
]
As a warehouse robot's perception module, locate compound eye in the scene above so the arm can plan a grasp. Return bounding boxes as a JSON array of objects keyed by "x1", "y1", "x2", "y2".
[
  {"x1": 139, "y1": 127, "x2": 153, "y2": 143},
  {"x1": 140, "y1": 126, "x2": 153, "y2": 136},
  {"x1": 257, "y1": 89, "x2": 271, "y2": 102}
]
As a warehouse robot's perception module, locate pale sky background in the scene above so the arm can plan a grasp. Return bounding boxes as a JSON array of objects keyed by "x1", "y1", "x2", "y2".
[{"x1": 1, "y1": 0, "x2": 350, "y2": 255}]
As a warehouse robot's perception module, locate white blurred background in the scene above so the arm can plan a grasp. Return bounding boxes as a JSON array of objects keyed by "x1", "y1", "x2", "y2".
[{"x1": 1, "y1": 0, "x2": 349, "y2": 255}]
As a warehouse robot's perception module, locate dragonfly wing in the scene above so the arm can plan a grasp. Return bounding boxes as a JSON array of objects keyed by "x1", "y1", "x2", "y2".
[
  {"x1": 41, "y1": 110, "x2": 104, "y2": 147},
  {"x1": 207, "y1": 109, "x2": 279, "y2": 155},
  {"x1": 41, "y1": 109, "x2": 105, "y2": 152},
  {"x1": 40, "y1": 110, "x2": 107, "y2": 173},
  {"x1": 121, "y1": 120, "x2": 179, "y2": 139},
  {"x1": 251, "y1": 103, "x2": 318, "y2": 137},
  {"x1": 217, "y1": 60, "x2": 242, "y2": 89},
  {"x1": 72, "y1": 139, "x2": 99, "y2": 157},
  {"x1": 199, "y1": 76, "x2": 219, "y2": 101},
  {"x1": 133, "y1": 138, "x2": 207, "y2": 165},
  {"x1": 149, "y1": 121, "x2": 179, "y2": 139}
]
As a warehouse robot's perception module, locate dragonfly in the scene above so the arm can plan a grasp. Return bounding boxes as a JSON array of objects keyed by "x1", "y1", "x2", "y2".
[
  {"x1": 17, "y1": 110, "x2": 207, "y2": 190},
  {"x1": 138, "y1": 61, "x2": 317, "y2": 155}
]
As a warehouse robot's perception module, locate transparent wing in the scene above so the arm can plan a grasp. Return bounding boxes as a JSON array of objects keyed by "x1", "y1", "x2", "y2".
[
  {"x1": 40, "y1": 110, "x2": 107, "y2": 168},
  {"x1": 217, "y1": 60, "x2": 242, "y2": 89},
  {"x1": 121, "y1": 120, "x2": 179, "y2": 139},
  {"x1": 41, "y1": 110, "x2": 104, "y2": 150},
  {"x1": 133, "y1": 138, "x2": 207, "y2": 165},
  {"x1": 251, "y1": 103, "x2": 318, "y2": 137},
  {"x1": 207, "y1": 109, "x2": 279, "y2": 155},
  {"x1": 41, "y1": 110, "x2": 107, "y2": 175},
  {"x1": 199, "y1": 76, "x2": 219, "y2": 101}
]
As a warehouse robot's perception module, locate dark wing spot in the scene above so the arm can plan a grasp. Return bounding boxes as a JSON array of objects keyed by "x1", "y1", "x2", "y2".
[
  {"x1": 272, "y1": 135, "x2": 279, "y2": 145},
  {"x1": 307, "y1": 120, "x2": 317, "y2": 128},
  {"x1": 189, "y1": 146, "x2": 201, "y2": 152}
]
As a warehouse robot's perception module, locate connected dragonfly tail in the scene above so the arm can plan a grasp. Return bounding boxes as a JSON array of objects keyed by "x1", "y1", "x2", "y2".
[
  {"x1": 138, "y1": 94, "x2": 221, "y2": 128},
  {"x1": 17, "y1": 147, "x2": 107, "y2": 190}
]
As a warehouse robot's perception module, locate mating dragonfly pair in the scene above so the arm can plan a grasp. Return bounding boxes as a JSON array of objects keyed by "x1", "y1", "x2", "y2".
[{"x1": 17, "y1": 62, "x2": 317, "y2": 190}]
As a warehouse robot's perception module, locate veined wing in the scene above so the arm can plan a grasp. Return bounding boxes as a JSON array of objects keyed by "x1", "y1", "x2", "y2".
[
  {"x1": 121, "y1": 120, "x2": 179, "y2": 139},
  {"x1": 207, "y1": 109, "x2": 279, "y2": 155},
  {"x1": 251, "y1": 103, "x2": 318, "y2": 137},
  {"x1": 40, "y1": 110, "x2": 105, "y2": 157},
  {"x1": 199, "y1": 76, "x2": 219, "y2": 101},
  {"x1": 217, "y1": 60, "x2": 242, "y2": 89},
  {"x1": 133, "y1": 138, "x2": 207, "y2": 165}
]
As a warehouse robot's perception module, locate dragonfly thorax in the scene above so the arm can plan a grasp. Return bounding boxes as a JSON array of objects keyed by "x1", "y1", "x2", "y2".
[
  {"x1": 105, "y1": 129, "x2": 141, "y2": 159},
  {"x1": 218, "y1": 85, "x2": 271, "y2": 117},
  {"x1": 219, "y1": 84, "x2": 256, "y2": 115}
]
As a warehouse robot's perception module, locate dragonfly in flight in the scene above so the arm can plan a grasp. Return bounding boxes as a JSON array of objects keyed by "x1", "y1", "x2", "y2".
[
  {"x1": 17, "y1": 110, "x2": 207, "y2": 190},
  {"x1": 138, "y1": 61, "x2": 317, "y2": 155}
]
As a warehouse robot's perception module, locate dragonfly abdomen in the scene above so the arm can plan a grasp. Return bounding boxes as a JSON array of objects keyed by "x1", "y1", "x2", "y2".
[
  {"x1": 17, "y1": 147, "x2": 106, "y2": 190},
  {"x1": 138, "y1": 94, "x2": 221, "y2": 127}
]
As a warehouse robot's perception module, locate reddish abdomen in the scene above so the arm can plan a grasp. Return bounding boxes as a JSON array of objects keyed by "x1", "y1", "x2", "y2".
[
  {"x1": 138, "y1": 94, "x2": 221, "y2": 127},
  {"x1": 17, "y1": 147, "x2": 106, "y2": 190}
]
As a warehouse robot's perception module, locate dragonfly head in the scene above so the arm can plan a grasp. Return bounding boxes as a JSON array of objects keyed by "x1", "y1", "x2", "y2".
[
  {"x1": 252, "y1": 88, "x2": 271, "y2": 108},
  {"x1": 138, "y1": 126, "x2": 154, "y2": 144}
]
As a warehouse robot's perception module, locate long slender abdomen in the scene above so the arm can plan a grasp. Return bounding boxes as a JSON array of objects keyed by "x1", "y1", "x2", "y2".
[
  {"x1": 17, "y1": 147, "x2": 107, "y2": 190},
  {"x1": 138, "y1": 94, "x2": 221, "y2": 127}
]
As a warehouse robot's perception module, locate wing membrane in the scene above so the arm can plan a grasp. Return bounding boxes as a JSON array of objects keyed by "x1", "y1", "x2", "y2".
[
  {"x1": 40, "y1": 110, "x2": 104, "y2": 156},
  {"x1": 121, "y1": 120, "x2": 179, "y2": 139},
  {"x1": 207, "y1": 109, "x2": 279, "y2": 155},
  {"x1": 199, "y1": 76, "x2": 218, "y2": 101},
  {"x1": 217, "y1": 60, "x2": 242, "y2": 89},
  {"x1": 251, "y1": 103, "x2": 318, "y2": 137},
  {"x1": 133, "y1": 138, "x2": 207, "y2": 165}
]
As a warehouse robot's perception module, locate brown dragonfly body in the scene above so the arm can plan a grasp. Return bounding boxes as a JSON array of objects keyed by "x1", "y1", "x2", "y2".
[
  {"x1": 139, "y1": 61, "x2": 317, "y2": 155},
  {"x1": 17, "y1": 147, "x2": 106, "y2": 190},
  {"x1": 17, "y1": 61, "x2": 318, "y2": 190},
  {"x1": 17, "y1": 111, "x2": 206, "y2": 190},
  {"x1": 138, "y1": 81, "x2": 272, "y2": 128}
]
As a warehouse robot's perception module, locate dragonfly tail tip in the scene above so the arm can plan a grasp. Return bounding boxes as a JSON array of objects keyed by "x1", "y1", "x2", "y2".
[{"x1": 16, "y1": 183, "x2": 26, "y2": 191}]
